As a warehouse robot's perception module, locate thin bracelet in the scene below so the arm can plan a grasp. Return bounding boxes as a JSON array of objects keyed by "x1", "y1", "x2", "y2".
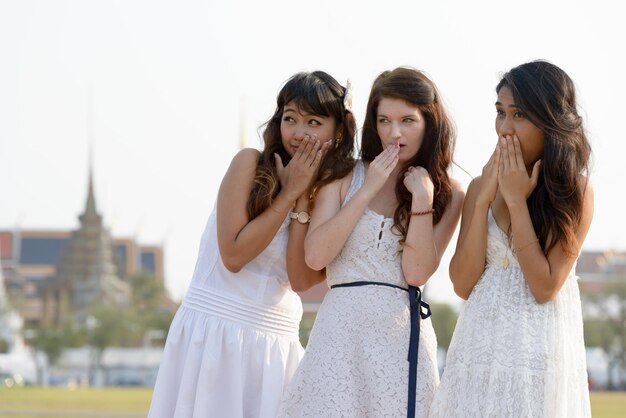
[
  {"x1": 408, "y1": 209, "x2": 434, "y2": 216},
  {"x1": 515, "y1": 238, "x2": 539, "y2": 253}
]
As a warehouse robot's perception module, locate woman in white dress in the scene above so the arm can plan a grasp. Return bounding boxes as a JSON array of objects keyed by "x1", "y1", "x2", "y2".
[
  {"x1": 147, "y1": 71, "x2": 356, "y2": 418},
  {"x1": 429, "y1": 60, "x2": 593, "y2": 417},
  {"x1": 280, "y1": 67, "x2": 464, "y2": 418}
]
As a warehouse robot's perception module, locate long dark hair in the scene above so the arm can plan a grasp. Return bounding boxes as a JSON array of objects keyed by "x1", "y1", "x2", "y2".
[
  {"x1": 497, "y1": 60, "x2": 591, "y2": 255},
  {"x1": 361, "y1": 67, "x2": 455, "y2": 238},
  {"x1": 247, "y1": 71, "x2": 356, "y2": 219}
]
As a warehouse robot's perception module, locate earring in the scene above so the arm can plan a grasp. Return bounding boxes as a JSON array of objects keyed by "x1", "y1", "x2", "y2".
[{"x1": 334, "y1": 136, "x2": 342, "y2": 148}]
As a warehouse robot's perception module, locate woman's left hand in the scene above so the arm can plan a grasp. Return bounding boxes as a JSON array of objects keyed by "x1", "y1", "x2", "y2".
[
  {"x1": 498, "y1": 135, "x2": 541, "y2": 206},
  {"x1": 403, "y1": 166, "x2": 434, "y2": 204}
]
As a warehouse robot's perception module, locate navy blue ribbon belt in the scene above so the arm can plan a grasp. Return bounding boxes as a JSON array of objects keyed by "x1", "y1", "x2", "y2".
[{"x1": 330, "y1": 281, "x2": 432, "y2": 418}]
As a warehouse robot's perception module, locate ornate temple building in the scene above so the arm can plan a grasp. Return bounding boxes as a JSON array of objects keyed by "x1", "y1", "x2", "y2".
[{"x1": 0, "y1": 171, "x2": 164, "y2": 327}]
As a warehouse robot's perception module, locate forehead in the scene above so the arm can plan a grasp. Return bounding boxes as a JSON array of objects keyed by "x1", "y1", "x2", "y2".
[
  {"x1": 496, "y1": 86, "x2": 515, "y2": 105},
  {"x1": 377, "y1": 97, "x2": 421, "y2": 115}
]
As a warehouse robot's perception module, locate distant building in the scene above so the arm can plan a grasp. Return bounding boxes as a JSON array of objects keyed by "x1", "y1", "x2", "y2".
[
  {"x1": 577, "y1": 249, "x2": 626, "y2": 293},
  {"x1": 0, "y1": 172, "x2": 165, "y2": 327}
]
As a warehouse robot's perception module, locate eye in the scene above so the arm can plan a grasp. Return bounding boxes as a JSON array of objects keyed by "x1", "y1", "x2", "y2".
[
  {"x1": 495, "y1": 109, "x2": 504, "y2": 116},
  {"x1": 308, "y1": 119, "x2": 322, "y2": 126},
  {"x1": 377, "y1": 118, "x2": 389, "y2": 124},
  {"x1": 403, "y1": 117, "x2": 415, "y2": 123},
  {"x1": 514, "y1": 111, "x2": 527, "y2": 119},
  {"x1": 282, "y1": 116, "x2": 295, "y2": 123}
]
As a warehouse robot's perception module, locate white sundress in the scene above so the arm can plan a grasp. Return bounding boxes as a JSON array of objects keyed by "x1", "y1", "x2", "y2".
[
  {"x1": 148, "y1": 206, "x2": 304, "y2": 418},
  {"x1": 280, "y1": 160, "x2": 439, "y2": 418},
  {"x1": 428, "y1": 208, "x2": 591, "y2": 417}
]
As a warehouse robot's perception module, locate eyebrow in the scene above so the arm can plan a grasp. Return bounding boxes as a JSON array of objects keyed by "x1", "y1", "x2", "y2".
[
  {"x1": 377, "y1": 113, "x2": 418, "y2": 118},
  {"x1": 494, "y1": 101, "x2": 519, "y2": 108},
  {"x1": 283, "y1": 107, "x2": 315, "y2": 117}
]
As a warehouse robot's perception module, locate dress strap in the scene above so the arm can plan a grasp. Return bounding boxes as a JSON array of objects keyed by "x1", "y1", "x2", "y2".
[
  {"x1": 342, "y1": 160, "x2": 365, "y2": 206},
  {"x1": 330, "y1": 281, "x2": 432, "y2": 418}
]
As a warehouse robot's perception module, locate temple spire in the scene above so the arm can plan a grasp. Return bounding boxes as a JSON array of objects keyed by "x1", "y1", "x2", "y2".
[
  {"x1": 84, "y1": 164, "x2": 98, "y2": 217},
  {"x1": 82, "y1": 92, "x2": 99, "y2": 221},
  {"x1": 239, "y1": 96, "x2": 247, "y2": 150}
]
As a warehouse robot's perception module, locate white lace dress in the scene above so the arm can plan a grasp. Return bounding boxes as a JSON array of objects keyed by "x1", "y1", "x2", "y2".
[
  {"x1": 428, "y1": 209, "x2": 591, "y2": 418},
  {"x1": 148, "y1": 206, "x2": 304, "y2": 418},
  {"x1": 280, "y1": 161, "x2": 439, "y2": 418}
]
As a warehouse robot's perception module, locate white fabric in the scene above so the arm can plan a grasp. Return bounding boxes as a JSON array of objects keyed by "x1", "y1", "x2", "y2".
[
  {"x1": 280, "y1": 161, "x2": 439, "y2": 418},
  {"x1": 428, "y1": 209, "x2": 591, "y2": 418},
  {"x1": 148, "y1": 207, "x2": 304, "y2": 418}
]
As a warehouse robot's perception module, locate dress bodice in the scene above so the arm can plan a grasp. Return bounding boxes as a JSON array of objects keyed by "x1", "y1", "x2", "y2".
[
  {"x1": 485, "y1": 209, "x2": 520, "y2": 269},
  {"x1": 326, "y1": 160, "x2": 407, "y2": 288},
  {"x1": 186, "y1": 205, "x2": 301, "y2": 311}
]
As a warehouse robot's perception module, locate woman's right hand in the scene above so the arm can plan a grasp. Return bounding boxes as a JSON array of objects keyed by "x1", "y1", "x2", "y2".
[
  {"x1": 477, "y1": 140, "x2": 501, "y2": 206},
  {"x1": 275, "y1": 135, "x2": 328, "y2": 202},
  {"x1": 362, "y1": 142, "x2": 400, "y2": 197}
]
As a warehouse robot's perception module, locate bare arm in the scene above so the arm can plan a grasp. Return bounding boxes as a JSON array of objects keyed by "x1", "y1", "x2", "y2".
[
  {"x1": 402, "y1": 176, "x2": 464, "y2": 286},
  {"x1": 286, "y1": 192, "x2": 326, "y2": 291},
  {"x1": 217, "y1": 138, "x2": 324, "y2": 273},
  {"x1": 449, "y1": 144, "x2": 501, "y2": 299},
  {"x1": 501, "y1": 136, "x2": 594, "y2": 303}
]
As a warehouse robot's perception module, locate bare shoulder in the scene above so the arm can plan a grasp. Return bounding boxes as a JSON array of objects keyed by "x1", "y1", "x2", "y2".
[
  {"x1": 461, "y1": 175, "x2": 483, "y2": 204},
  {"x1": 579, "y1": 174, "x2": 594, "y2": 221},
  {"x1": 219, "y1": 148, "x2": 261, "y2": 194},
  {"x1": 228, "y1": 148, "x2": 261, "y2": 171},
  {"x1": 450, "y1": 177, "x2": 466, "y2": 198},
  {"x1": 579, "y1": 175, "x2": 594, "y2": 199},
  {"x1": 447, "y1": 177, "x2": 466, "y2": 209}
]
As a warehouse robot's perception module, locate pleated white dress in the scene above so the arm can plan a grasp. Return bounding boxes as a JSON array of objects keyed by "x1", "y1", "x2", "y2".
[
  {"x1": 148, "y1": 207, "x2": 304, "y2": 418},
  {"x1": 428, "y1": 209, "x2": 591, "y2": 418},
  {"x1": 279, "y1": 161, "x2": 439, "y2": 418}
]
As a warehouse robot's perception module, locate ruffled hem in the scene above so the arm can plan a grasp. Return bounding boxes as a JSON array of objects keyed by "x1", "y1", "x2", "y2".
[
  {"x1": 148, "y1": 306, "x2": 304, "y2": 418},
  {"x1": 429, "y1": 364, "x2": 591, "y2": 418}
]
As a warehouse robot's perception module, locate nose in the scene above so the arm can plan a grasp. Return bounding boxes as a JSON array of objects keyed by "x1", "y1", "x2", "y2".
[
  {"x1": 294, "y1": 124, "x2": 307, "y2": 141},
  {"x1": 391, "y1": 121, "x2": 402, "y2": 139},
  {"x1": 498, "y1": 116, "x2": 514, "y2": 137}
]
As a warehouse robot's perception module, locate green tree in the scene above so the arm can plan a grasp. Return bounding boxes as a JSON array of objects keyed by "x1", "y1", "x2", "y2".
[
  {"x1": 23, "y1": 322, "x2": 82, "y2": 385},
  {"x1": 429, "y1": 302, "x2": 458, "y2": 350},
  {"x1": 583, "y1": 277, "x2": 626, "y2": 390},
  {"x1": 128, "y1": 272, "x2": 176, "y2": 342}
]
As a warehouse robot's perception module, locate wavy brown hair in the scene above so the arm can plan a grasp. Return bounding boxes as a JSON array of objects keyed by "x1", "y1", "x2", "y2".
[
  {"x1": 361, "y1": 67, "x2": 455, "y2": 238},
  {"x1": 497, "y1": 60, "x2": 591, "y2": 255},
  {"x1": 247, "y1": 71, "x2": 356, "y2": 219}
]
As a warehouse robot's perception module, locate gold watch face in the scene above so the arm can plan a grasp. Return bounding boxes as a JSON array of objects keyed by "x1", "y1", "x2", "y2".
[{"x1": 296, "y1": 211, "x2": 310, "y2": 224}]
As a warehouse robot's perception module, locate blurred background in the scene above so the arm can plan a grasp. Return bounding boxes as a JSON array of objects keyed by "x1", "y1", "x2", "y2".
[{"x1": 1, "y1": 0, "x2": 625, "y2": 416}]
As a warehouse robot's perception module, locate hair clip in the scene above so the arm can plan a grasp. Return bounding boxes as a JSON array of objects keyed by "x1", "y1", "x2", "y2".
[{"x1": 343, "y1": 80, "x2": 353, "y2": 112}]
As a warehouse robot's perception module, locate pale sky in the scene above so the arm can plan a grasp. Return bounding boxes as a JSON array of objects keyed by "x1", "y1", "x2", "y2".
[{"x1": 1, "y1": 0, "x2": 623, "y2": 304}]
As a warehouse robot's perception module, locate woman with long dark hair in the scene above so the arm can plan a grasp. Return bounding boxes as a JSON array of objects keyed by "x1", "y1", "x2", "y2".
[
  {"x1": 148, "y1": 71, "x2": 355, "y2": 418},
  {"x1": 280, "y1": 67, "x2": 464, "y2": 417},
  {"x1": 429, "y1": 60, "x2": 593, "y2": 417}
]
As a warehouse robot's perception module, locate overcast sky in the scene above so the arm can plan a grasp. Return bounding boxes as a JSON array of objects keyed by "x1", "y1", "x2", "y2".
[{"x1": 1, "y1": 0, "x2": 623, "y2": 304}]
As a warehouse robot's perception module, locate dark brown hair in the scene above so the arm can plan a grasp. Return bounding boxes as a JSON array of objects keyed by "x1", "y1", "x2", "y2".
[
  {"x1": 497, "y1": 60, "x2": 591, "y2": 255},
  {"x1": 247, "y1": 71, "x2": 356, "y2": 219},
  {"x1": 361, "y1": 67, "x2": 455, "y2": 238}
]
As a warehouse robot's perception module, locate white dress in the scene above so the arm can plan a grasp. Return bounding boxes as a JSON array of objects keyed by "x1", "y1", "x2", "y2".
[
  {"x1": 148, "y1": 207, "x2": 304, "y2": 418},
  {"x1": 280, "y1": 161, "x2": 439, "y2": 418},
  {"x1": 428, "y1": 209, "x2": 591, "y2": 418}
]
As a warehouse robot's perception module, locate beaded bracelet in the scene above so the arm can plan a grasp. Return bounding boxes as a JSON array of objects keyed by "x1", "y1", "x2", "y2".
[{"x1": 408, "y1": 209, "x2": 435, "y2": 216}]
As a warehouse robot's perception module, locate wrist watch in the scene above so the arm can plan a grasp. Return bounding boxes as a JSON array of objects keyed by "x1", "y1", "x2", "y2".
[{"x1": 289, "y1": 211, "x2": 310, "y2": 224}]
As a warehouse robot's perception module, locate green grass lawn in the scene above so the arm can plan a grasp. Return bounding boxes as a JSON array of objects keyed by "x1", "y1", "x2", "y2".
[
  {"x1": 0, "y1": 387, "x2": 624, "y2": 417},
  {"x1": 0, "y1": 387, "x2": 152, "y2": 417}
]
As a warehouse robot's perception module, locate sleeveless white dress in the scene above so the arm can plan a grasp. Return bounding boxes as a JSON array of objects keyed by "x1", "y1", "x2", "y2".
[
  {"x1": 428, "y1": 209, "x2": 591, "y2": 418},
  {"x1": 148, "y1": 206, "x2": 304, "y2": 418},
  {"x1": 280, "y1": 161, "x2": 439, "y2": 418}
]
